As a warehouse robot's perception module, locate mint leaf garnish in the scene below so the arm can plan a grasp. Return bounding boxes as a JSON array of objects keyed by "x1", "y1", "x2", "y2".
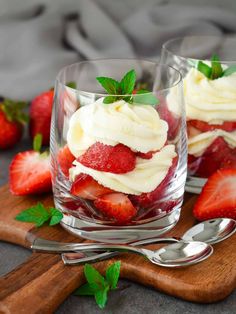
[
  {"x1": 106, "y1": 261, "x2": 121, "y2": 290},
  {"x1": 66, "y1": 81, "x2": 77, "y2": 89},
  {"x1": 120, "y1": 69, "x2": 136, "y2": 94},
  {"x1": 33, "y1": 134, "x2": 43, "y2": 152},
  {"x1": 74, "y1": 261, "x2": 121, "y2": 309},
  {"x1": 211, "y1": 54, "x2": 223, "y2": 80},
  {"x1": 96, "y1": 69, "x2": 159, "y2": 106},
  {"x1": 96, "y1": 77, "x2": 120, "y2": 95},
  {"x1": 134, "y1": 89, "x2": 159, "y2": 106},
  {"x1": 15, "y1": 202, "x2": 63, "y2": 227},
  {"x1": 222, "y1": 65, "x2": 236, "y2": 77},
  {"x1": 197, "y1": 61, "x2": 212, "y2": 79},
  {"x1": 49, "y1": 208, "x2": 63, "y2": 226}
]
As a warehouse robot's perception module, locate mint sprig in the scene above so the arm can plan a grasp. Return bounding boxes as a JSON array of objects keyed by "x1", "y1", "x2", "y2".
[
  {"x1": 96, "y1": 69, "x2": 159, "y2": 106},
  {"x1": 15, "y1": 202, "x2": 63, "y2": 227},
  {"x1": 191, "y1": 54, "x2": 236, "y2": 80},
  {"x1": 75, "y1": 261, "x2": 121, "y2": 309}
]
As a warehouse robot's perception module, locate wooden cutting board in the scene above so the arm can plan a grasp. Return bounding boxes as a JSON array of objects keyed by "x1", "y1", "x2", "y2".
[{"x1": 0, "y1": 184, "x2": 235, "y2": 314}]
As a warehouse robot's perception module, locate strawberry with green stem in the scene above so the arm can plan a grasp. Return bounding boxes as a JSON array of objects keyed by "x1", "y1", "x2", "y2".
[{"x1": 0, "y1": 98, "x2": 28, "y2": 149}]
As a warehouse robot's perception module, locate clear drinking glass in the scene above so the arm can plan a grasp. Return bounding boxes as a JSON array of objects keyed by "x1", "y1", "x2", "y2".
[
  {"x1": 50, "y1": 59, "x2": 187, "y2": 243},
  {"x1": 161, "y1": 36, "x2": 236, "y2": 193}
]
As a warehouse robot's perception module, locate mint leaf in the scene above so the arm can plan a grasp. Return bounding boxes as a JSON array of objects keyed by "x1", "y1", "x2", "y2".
[
  {"x1": 15, "y1": 202, "x2": 50, "y2": 227},
  {"x1": 211, "y1": 54, "x2": 223, "y2": 79},
  {"x1": 95, "y1": 285, "x2": 109, "y2": 309},
  {"x1": 134, "y1": 89, "x2": 159, "y2": 106},
  {"x1": 49, "y1": 208, "x2": 63, "y2": 226},
  {"x1": 84, "y1": 264, "x2": 106, "y2": 290},
  {"x1": 33, "y1": 134, "x2": 42, "y2": 152},
  {"x1": 96, "y1": 77, "x2": 120, "y2": 95},
  {"x1": 197, "y1": 61, "x2": 212, "y2": 79},
  {"x1": 222, "y1": 65, "x2": 236, "y2": 77},
  {"x1": 106, "y1": 261, "x2": 121, "y2": 290},
  {"x1": 120, "y1": 69, "x2": 136, "y2": 95},
  {"x1": 15, "y1": 203, "x2": 63, "y2": 227},
  {"x1": 103, "y1": 96, "x2": 118, "y2": 104},
  {"x1": 74, "y1": 283, "x2": 96, "y2": 296},
  {"x1": 66, "y1": 81, "x2": 76, "y2": 89}
]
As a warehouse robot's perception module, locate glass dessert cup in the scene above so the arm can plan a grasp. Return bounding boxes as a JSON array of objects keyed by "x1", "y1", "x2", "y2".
[
  {"x1": 161, "y1": 36, "x2": 236, "y2": 193},
  {"x1": 50, "y1": 59, "x2": 187, "y2": 243}
]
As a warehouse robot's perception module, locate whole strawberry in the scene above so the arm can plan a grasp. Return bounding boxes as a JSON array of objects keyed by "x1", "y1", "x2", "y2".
[
  {"x1": 10, "y1": 134, "x2": 52, "y2": 195},
  {"x1": 29, "y1": 90, "x2": 54, "y2": 146},
  {"x1": 0, "y1": 98, "x2": 28, "y2": 150}
]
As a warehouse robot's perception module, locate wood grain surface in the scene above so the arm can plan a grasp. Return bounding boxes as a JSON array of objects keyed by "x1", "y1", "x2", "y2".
[{"x1": 0, "y1": 184, "x2": 235, "y2": 314}]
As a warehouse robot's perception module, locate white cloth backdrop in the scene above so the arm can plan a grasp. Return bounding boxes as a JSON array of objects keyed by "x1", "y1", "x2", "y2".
[{"x1": 0, "y1": 0, "x2": 236, "y2": 99}]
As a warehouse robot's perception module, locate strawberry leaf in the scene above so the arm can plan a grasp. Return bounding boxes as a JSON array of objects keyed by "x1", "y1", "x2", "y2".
[
  {"x1": 96, "y1": 77, "x2": 120, "y2": 95},
  {"x1": 15, "y1": 202, "x2": 50, "y2": 227},
  {"x1": 49, "y1": 208, "x2": 63, "y2": 226},
  {"x1": 222, "y1": 65, "x2": 236, "y2": 77},
  {"x1": 33, "y1": 134, "x2": 42, "y2": 152},
  {"x1": 211, "y1": 54, "x2": 223, "y2": 79},
  {"x1": 105, "y1": 261, "x2": 121, "y2": 290},
  {"x1": 120, "y1": 69, "x2": 136, "y2": 95}
]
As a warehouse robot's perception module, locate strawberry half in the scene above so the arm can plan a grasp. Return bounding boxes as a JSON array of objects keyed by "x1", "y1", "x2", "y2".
[
  {"x1": 77, "y1": 142, "x2": 136, "y2": 174},
  {"x1": 94, "y1": 193, "x2": 137, "y2": 224},
  {"x1": 10, "y1": 134, "x2": 52, "y2": 195},
  {"x1": 193, "y1": 168, "x2": 236, "y2": 221},
  {"x1": 29, "y1": 90, "x2": 54, "y2": 145},
  {"x1": 71, "y1": 174, "x2": 113, "y2": 200},
  {"x1": 189, "y1": 119, "x2": 236, "y2": 133},
  {"x1": 57, "y1": 145, "x2": 75, "y2": 177},
  {"x1": 0, "y1": 98, "x2": 28, "y2": 150}
]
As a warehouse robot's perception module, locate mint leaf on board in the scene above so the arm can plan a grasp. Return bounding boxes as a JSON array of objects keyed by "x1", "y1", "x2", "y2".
[
  {"x1": 33, "y1": 133, "x2": 42, "y2": 152},
  {"x1": 95, "y1": 285, "x2": 109, "y2": 309},
  {"x1": 49, "y1": 208, "x2": 64, "y2": 226},
  {"x1": 15, "y1": 202, "x2": 50, "y2": 227},
  {"x1": 211, "y1": 54, "x2": 223, "y2": 80},
  {"x1": 134, "y1": 89, "x2": 159, "y2": 106},
  {"x1": 197, "y1": 61, "x2": 212, "y2": 79},
  {"x1": 105, "y1": 261, "x2": 121, "y2": 290},
  {"x1": 74, "y1": 261, "x2": 121, "y2": 309},
  {"x1": 222, "y1": 65, "x2": 236, "y2": 77},
  {"x1": 120, "y1": 69, "x2": 136, "y2": 95},
  {"x1": 96, "y1": 77, "x2": 120, "y2": 95},
  {"x1": 15, "y1": 202, "x2": 63, "y2": 227}
]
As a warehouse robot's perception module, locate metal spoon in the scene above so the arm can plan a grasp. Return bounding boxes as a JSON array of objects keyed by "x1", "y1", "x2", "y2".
[
  {"x1": 62, "y1": 241, "x2": 213, "y2": 268},
  {"x1": 61, "y1": 218, "x2": 236, "y2": 265}
]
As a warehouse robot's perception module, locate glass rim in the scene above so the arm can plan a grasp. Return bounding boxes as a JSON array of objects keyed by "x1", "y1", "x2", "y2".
[
  {"x1": 56, "y1": 58, "x2": 183, "y2": 97},
  {"x1": 162, "y1": 35, "x2": 236, "y2": 63}
]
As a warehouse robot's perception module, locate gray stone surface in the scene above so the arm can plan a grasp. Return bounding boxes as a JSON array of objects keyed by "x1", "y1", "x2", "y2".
[{"x1": 0, "y1": 138, "x2": 235, "y2": 313}]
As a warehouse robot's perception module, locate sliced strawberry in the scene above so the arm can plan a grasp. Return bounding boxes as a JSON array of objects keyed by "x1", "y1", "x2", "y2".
[
  {"x1": 193, "y1": 168, "x2": 236, "y2": 221},
  {"x1": 71, "y1": 174, "x2": 113, "y2": 200},
  {"x1": 131, "y1": 156, "x2": 178, "y2": 207},
  {"x1": 58, "y1": 145, "x2": 75, "y2": 177},
  {"x1": 136, "y1": 151, "x2": 155, "y2": 159},
  {"x1": 29, "y1": 90, "x2": 54, "y2": 145},
  {"x1": 77, "y1": 142, "x2": 136, "y2": 174},
  {"x1": 189, "y1": 119, "x2": 236, "y2": 132},
  {"x1": 187, "y1": 123, "x2": 202, "y2": 138},
  {"x1": 10, "y1": 151, "x2": 52, "y2": 195},
  {"x1": 158, "y1": 100, "x2": 181, "y2": 140},
  {"x1": 188, "y1": 137, "x2": 234, "y2": 178},
  {"x1": 94, "y1": 192, "x2": 137, "y2": 224}
]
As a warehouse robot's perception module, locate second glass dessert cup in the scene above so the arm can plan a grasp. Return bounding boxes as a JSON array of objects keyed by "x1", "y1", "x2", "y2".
[
  {"x1": 50, "y1": 59, "x2": 187, "y2": 243},
  {"x1": 161, "y1": 35, "x2": 236, "y2": 193}
]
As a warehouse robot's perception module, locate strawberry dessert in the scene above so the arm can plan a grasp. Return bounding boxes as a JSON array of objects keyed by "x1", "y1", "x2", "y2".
[
  {"x1": 184, "y1": 56, "x2": 236, "y2": 178},
  {"x1": 57, "y1": 69, "x2": 180, "y2": 225}
]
